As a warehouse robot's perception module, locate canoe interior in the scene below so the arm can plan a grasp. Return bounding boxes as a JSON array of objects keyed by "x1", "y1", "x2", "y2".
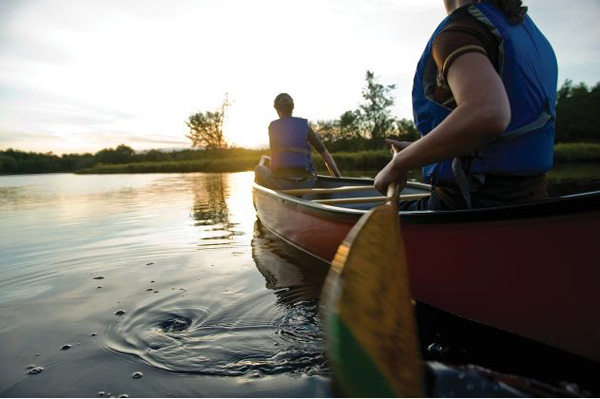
[{"x1": 279, "y1": 175, "x2": 430, "y2": 210}]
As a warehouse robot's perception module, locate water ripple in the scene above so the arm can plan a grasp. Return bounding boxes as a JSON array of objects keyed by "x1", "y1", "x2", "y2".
[{"x1": 101, "y1": 292, "x2": 327, "y2": 377}]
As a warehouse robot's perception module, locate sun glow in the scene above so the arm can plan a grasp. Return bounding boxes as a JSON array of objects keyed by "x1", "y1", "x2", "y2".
[{"x1": 1, "y1": 0, "x2": 596, "y2": 154}]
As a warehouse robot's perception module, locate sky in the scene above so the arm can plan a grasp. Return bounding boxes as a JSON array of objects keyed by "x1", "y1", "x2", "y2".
[{"x1": 0, "y1": 0, "x2": 599, "y2": 154}]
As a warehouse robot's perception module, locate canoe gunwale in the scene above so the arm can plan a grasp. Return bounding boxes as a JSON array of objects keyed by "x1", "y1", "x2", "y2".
[{"x1": 253, "y1": 177, "x2": 600, "y2": 225}]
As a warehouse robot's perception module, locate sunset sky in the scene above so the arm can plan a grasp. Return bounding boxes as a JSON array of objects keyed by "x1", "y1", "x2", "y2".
[{"x1": 1, "y1": 0, "x2": 599, "y2": 154}]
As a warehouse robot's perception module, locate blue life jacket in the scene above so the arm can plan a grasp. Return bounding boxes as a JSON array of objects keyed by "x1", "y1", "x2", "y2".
[
  {"x1": 412, "y1": 1, "x2": 558, "y2": 186},
  {"x1": 269, "y1": 117, "x2": 314, "y2": 173}
]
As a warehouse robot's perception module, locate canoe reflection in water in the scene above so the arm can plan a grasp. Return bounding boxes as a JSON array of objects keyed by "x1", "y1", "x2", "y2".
[
  {"x1": 251, "y1": 220, "x2": 329, "y2": 307},
  {"x1": 250, "y1": 220, "x2": 330, "y2": 375}
]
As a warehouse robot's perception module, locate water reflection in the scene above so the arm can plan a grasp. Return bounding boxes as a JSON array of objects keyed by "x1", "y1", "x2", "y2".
[
  {"x1": 190, "y1": 173, "x2": 245, "y2": 247},
  {"x1": 92, "y1": 173, "x2": 328, "y2": 381},
  {"x1": 251, "y1": 221, "x2": 329, "y2": 308},
  {"x1": 191, "y1": 173, "x2": 230, "y2": 227}
]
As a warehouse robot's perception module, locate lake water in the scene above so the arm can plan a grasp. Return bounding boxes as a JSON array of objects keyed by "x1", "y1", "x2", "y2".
[
  {"x1": 0, "y1": 172, "x2": 330, "y2": 397},
  {"x1": 1, "y1": 168, "x2": 599, "y2": 397}
]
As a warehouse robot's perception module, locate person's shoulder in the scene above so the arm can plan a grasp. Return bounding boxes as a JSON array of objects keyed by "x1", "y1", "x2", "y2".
[
  {"x1": 433, "y1": 5, "x2": 499, "y2": 72},
  {"x1": 445, "y1": 5, "x2": 486, "y2": 32}
]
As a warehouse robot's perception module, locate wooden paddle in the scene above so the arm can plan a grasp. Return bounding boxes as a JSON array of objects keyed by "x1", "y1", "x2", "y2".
[{"x1": 321, "y1": 158, "x2": 424, "y2": 397}]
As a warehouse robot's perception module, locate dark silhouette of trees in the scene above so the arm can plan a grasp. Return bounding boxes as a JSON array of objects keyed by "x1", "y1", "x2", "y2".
[
  {"x1": 311, "y1": 71, "x2": 417, "y2": 151},
  {"x1": 95, "y1": 144, "x2": 135, "y2": 164},
  {"x1": 186, "y1": 95, "x2": 230, "y2": 151},
  {"x1": 357, "y1": 70, "x2": 396, "y2": 146},
  {"x1": 556, "y1": 80, "x2": 600, "y2": 142}
]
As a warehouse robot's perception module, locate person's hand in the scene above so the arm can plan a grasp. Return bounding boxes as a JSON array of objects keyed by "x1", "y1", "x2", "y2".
[
  {"x1": 374, "y1": 160, "x2": 407, "y2": 195},
  {"x1": 385, "y1": 139, "x2": 412, "y2": 153},
  {"x1": 374, "y1": 140, "x2": 410, "y2": 195}
]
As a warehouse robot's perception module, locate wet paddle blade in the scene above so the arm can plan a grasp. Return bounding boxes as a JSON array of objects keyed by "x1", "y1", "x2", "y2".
[{"x1": 321, "y1": 199, "x2": 423, "y2": 397}]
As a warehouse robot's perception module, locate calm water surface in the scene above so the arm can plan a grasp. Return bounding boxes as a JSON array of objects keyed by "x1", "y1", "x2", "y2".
[
  {"x1": 2, "y1": 168, "x2": 599, "y2": 397},
  {"x1": 0, "y1": 172, "x2": 330, "y2": 397}
]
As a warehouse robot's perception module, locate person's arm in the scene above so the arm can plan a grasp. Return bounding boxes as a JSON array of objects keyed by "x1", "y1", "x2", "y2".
[
  {"x1": 308, "y1": 127, "x2": 341, "y2": 177},
  {"x1": 374, "y1": 52, "x2": 511, "y2": 194}
]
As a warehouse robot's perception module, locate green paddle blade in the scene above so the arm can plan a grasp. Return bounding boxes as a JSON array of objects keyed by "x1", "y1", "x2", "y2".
[{"x1": 321, "y1": 197, "x2": 423, "y2": 397}]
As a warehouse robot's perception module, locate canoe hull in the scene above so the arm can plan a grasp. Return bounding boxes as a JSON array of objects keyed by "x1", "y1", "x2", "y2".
[{"x1": 253, "y1": 177, "x2": 600, "y2": 364}]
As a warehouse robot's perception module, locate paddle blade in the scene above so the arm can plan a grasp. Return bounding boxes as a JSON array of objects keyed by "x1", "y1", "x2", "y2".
[{"x1": 321, "y1": 201, "x2": 423, "y2": 397}]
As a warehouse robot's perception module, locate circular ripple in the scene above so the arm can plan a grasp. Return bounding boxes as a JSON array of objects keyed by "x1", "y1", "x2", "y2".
[{"x1": 102, "y1": 294, "x2": 327, "y2": 377}]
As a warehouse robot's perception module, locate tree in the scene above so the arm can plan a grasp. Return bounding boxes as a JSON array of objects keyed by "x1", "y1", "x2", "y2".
[
  {"x1": 95, "y1": 144, "x2": 135, "y2": 164},
  {"x1": 393, "y1": 118, "x2": 420, "y2": 142},
  {"x1": 186, "y1": 95, "x2": 231, "y2": 150},
  {"x1": 556, "y1": 80, "x2": 600, "y2": 142},
  {"x1": 0, "y1": 154, "x2": 17, "y2": 173},
  {"x1": 357, "y1": 70, "x2": 396, "y2": 147},
  {"x1": 339, "y1": 110, "x2": 362, "y2": 139}
]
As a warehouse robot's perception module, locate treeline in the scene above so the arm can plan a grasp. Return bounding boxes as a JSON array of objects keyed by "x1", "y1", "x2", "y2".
[
  {"x1": 309, "y1": 71, "x2": 419, "y2": 152},
  {"x1": 1, "y1": 75, "x2": 598, "y2": 175},
  {"x1": 0, "y1": 145, "x2": 266, "y2": 175},
  {"x1": 556, "y1": 80, "x2": 600, "y2": 142},
  {"x1": 309, "y1": 78, "x2": 600, "y2": 152}
]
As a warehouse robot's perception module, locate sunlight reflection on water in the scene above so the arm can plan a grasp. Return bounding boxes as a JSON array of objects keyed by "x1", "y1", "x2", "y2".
[{"x1": 0, "y1": 172, "x2": 330, "y2": 397}]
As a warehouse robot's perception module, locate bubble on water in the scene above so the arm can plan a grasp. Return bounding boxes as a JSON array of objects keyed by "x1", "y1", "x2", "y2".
[
  {"x1": 560, "y1": 382, "x2": 580, "y2": 395},
  {"x1": 27, "y1": 366, "x2": 44, "y2": 375},
  {"x1": 98, "y1": 391, "x2": 105, "y2": 396},
  {"x1": 91, "y1": 333, "x2": 97, "y2": 337},
  {"x1": 97, "y1": 286, "x2": 102, "y2": 289},
  {"x1": 160, "y1": 317, "x2": 191, "y2": 333},
  {"x1": 147, "y1": 263, "x2": 154, "y2": 265},
  {"x1": 132, "y1": 371, "x2": 143, "y2": 379},
  {"x1": 427, "y1": 342, "x2": 450, "y2": 358},
  {"x1": 150, "y1": 280, "x2": 155, "y2": 283},
  {"x1": 61, "y1": 344, "x2": 72, "y2": 350},
  {"x1": 146, "y1": 288, "x2": 153, "y2": 292},
  {"x1": 153, "y1": 291, "x2": 159, "y2": 294},
  {"x1": 93, "y1": 276, "x2": 105, "y2": 280},
  {"x1": 118, "y1": 394, "x2": 129, "y2": 398},
  {"x1": 115, "y1": 310, "x2": 126, "y2": 316},
  {"x1": 34, "y1": 353, "x2": 40, "y2": 357}
]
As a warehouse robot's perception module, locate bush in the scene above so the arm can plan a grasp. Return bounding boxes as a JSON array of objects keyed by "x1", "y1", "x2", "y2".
[{"x1": 554, "y1": 143, "x2": 600, "y2": 163}]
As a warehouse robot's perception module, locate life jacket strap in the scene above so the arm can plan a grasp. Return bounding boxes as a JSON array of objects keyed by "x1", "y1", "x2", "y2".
[
  {"x1": 452, "y1": 156, "x2": 473, "y2": 209},
  {"x1": 278, "y1": 146, "x2": 312, "y2": 155},
  {"x1": 494, "y1": 109, "x2": 554, "y2": 145},
  {"x1": 451, "y1": 103, "x2": 554, "y2": 209}
]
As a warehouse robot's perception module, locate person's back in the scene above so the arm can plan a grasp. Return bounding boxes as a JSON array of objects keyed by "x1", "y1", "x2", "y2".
[
  {"x1": 255, "y1": 93, "x2": 340, "y2": 190},
  {"x1": 268, "y1": 116, "x2": 314, "y2": 180}
]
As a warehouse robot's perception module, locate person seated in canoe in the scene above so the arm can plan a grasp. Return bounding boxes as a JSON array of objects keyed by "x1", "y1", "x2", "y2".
[
  {"x1": 374, "y1": 0, "x2": 557, "y2": 210},
  {"x1": 255, "y1": 93, "x2": 341, "y2": 190}
]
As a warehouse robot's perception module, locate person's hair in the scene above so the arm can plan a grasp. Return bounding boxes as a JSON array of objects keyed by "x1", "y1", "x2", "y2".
[
  {"x1": 492, "y1": 0, "x2": 528, "y2": 24},
  {"x1": 274, "y1": 93, "x2": 294, "y2": 115}
]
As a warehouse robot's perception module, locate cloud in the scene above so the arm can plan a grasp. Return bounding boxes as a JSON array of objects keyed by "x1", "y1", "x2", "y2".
[{"x1": 0, "y1": 0, "x2": 599, "y2": 154}]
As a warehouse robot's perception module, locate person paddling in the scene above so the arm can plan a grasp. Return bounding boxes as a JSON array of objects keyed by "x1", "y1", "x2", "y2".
[
  {"x1": 375, "y1": 0, "x2": 558, "y2": 210},
  {"x1": 255, "y1": 93, "x2": 341, "y2": 190}
]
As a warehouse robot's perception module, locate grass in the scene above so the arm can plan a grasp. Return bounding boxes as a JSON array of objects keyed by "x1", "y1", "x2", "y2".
[
  {"x1": 76, "y1": 143, "x2": 600, "y2": 174},
  {"x1": 554, "y1": 142, "x2": 600, "y2": 163},
  {"x1": 76, "y1": 156, "x2": 261, "y2": 174}
]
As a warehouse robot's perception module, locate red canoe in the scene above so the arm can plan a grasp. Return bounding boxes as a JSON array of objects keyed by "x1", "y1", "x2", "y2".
[{"x1": 252, "y1": 175, "x2": 600, "y2": 364}]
